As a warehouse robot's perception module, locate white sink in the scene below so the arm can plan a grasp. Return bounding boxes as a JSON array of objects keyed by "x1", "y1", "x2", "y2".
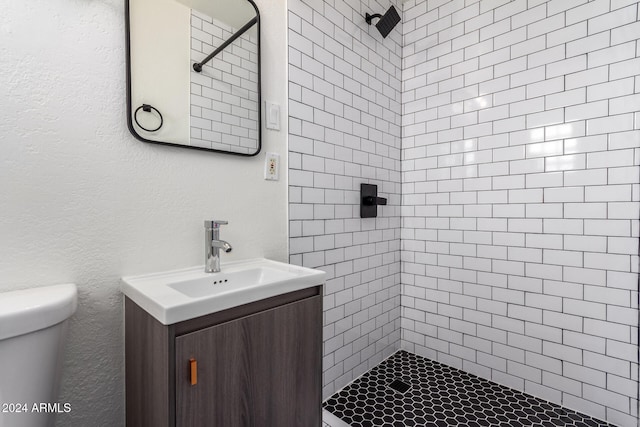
[{"x1": 121, "y1": 258, "x2": 325, "y2": 325}]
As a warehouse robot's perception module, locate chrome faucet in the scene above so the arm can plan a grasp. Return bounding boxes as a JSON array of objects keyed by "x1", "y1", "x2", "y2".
[{"x1": 204, "y1": 220, "x2": 232, "y2": 273}]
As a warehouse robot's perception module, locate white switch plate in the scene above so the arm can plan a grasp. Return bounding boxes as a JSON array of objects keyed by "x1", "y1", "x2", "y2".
[
  {"x1": 265, "y1": 101, "x2": 280, "y2": 130},
  {"x1": 264, "y1": 152, "x2": 280, "y2": 181}
]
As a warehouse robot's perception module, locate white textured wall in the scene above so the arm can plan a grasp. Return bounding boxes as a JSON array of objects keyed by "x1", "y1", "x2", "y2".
[
  {"x1": 287, "y1": 0, "x2": 403, "y2": 399},
  {"x1": 0, "y1": 0, "x2": 288, "y2": 425},
  {"x1": 401, "y1": 0, "x2": 639, "y2": 426}
]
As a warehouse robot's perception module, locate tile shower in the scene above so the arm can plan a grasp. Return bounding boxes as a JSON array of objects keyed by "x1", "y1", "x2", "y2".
[
  {"x1": 288, "y1": 0, "x2": 404, "y2": 400},
  {"x1": 288, "y1": 0, "x2": 640, "y2": 426}
]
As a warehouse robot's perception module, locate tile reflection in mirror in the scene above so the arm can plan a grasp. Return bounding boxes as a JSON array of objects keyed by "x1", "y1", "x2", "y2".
[{"x1": 190, "y1": 10, "x2": 259, "y2": 153}]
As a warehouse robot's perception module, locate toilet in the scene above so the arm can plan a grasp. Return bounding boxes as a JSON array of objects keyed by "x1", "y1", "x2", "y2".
[{"x1": 0, "y1": 284, "x2": 77, "y2": 427}]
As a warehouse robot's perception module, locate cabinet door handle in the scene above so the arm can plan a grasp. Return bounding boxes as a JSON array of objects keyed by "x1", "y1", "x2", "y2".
[{"x1": 189, "y1": 358, "x2": 197, "y2": 386}]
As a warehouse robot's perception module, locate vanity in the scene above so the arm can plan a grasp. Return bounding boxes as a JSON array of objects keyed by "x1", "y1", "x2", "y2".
[{"x1": 122, "y1": 259, "x2": 325, "y2": 427}]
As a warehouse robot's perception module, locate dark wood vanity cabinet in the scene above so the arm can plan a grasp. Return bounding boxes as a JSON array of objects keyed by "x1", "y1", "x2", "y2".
[{"x1": 125, "y1": 286, "x2": 322, "y2": 427}]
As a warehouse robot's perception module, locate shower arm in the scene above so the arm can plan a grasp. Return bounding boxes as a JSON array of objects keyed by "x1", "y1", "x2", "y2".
[
  {"x1": 193, "y1": 16, "x2": 258, "y2": 73},
  {"x1": 365, "y1": 13, "x2": 383, "y2": 25}
]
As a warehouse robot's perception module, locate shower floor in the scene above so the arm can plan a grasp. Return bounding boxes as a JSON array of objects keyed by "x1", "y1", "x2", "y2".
[{"x1": 323, "y1": 350, "x2": 613, "y2": 427}]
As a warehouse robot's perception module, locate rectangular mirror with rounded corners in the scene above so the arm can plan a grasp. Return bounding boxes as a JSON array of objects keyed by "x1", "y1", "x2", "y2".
[{"x1": 125, "y1": 0, "x2": 261, "y2": 156}]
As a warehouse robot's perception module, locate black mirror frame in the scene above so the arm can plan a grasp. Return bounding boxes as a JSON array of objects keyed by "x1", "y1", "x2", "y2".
[{"x1": 125, "y1": 0, "x2": 262, "y2": 157}]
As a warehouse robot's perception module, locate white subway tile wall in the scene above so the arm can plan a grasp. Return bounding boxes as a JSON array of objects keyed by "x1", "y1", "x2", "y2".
[
  {"x1": 191, "y1": 10, "x2": 259, "y2": 153},
  {"x1": 401, "y1": 1, "x2": 639, "y2": 426},
  {"x1": 288, "y1": 0, "x2": 403, "y2": 399}
]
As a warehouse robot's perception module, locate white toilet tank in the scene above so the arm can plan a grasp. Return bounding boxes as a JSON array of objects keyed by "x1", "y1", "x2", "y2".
[{"x1": 0, "y1": 284, "x2": 77, "y2": 427}]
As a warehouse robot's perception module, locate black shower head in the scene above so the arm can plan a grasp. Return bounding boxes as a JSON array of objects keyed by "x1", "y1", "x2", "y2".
[{"x1": 365, "y1": 5, "x2": 401, "y2": 38}]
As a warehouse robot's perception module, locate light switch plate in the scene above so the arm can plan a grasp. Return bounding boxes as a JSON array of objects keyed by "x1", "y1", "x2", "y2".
[
  {"x1": 265, "y1": 101, "x2": 280, "y2": 130},
  {"x1": 264, "y1": 152, "x2": 280, "y2": 181}
]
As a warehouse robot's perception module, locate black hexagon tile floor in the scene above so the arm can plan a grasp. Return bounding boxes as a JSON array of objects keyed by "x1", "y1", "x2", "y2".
[{"x1": 323, "y1": 350, "x2": 614, "y2": 427}]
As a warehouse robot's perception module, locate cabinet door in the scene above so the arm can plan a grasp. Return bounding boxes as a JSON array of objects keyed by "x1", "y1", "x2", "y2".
[{"x1": 175, "y1": 295, "x2": 321, "y2": 427}]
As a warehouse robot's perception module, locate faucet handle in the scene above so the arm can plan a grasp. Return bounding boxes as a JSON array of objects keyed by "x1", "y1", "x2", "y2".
[{"x1": 205, "y1": 220, "x2": 228, "y2": 229}]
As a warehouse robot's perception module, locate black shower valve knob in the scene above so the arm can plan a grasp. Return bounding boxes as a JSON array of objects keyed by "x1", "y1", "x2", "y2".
[{"x1": 363, "y1": 196, "x2": 387, "y2": 206}]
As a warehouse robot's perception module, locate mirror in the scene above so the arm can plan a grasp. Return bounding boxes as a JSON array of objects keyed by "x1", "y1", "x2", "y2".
[{"x1": 126, "y1": 0, "x2": 261, "y2": 156}]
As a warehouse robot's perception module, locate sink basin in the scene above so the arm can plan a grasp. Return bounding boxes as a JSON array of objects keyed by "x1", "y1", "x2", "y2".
[{"x1": 121, "y1": 258, "x2": 325, "y2": 325}]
